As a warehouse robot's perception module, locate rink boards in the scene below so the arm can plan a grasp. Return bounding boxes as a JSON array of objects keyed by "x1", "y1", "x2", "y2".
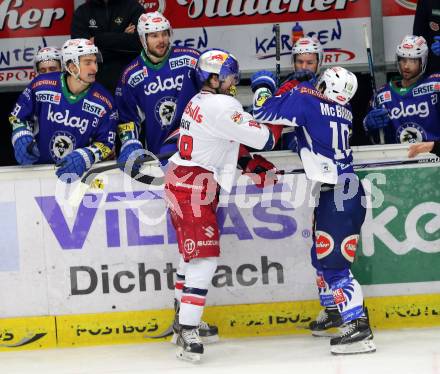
[{"x1": 0, "y1": 146, "x2": 439, "y2": 350}]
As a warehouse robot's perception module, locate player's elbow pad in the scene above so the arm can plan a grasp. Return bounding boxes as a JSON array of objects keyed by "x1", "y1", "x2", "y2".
[{"x1": 262, "y1": 125, "x2": 283, "y2": 151}]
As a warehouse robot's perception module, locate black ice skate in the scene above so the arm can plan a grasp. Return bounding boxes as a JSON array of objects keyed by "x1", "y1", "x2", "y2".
[
  {"x1": 171, "y1": 299, "x2": 219, "y2": 344},
  {"x1": 330, "y1": 316, "x2": 376, "y2": 355},
  {"x1": 176, "y1": 325, "x2": 204, "y2": 362},
  {"x1": 309, "y1": 306, "x2": 343, "y2": 337}
]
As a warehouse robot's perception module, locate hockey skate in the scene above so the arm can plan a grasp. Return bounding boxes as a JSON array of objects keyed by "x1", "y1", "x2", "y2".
[
  {"x1": 171, "y1": 299, "x2": 219, "y2": 344},
  {"x1": 330, "y1": 317, "x2": 376, "y2": 355},
  {"x1": 176, "y1": 326, "x2": 204, "y2": 362},
  {"x1": 309, "y1": 306, "x2": 343, "y2": 337}
]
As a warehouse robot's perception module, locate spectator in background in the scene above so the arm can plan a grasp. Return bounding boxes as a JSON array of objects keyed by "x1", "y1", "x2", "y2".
[
  {"x1": 413, "y1": 0, "x2": 440, "y2": 75},
  {"x1": 34, "y1": 47, "x2": 62, "y2": 75},
  {"x1": 363, "y1": 35, "x2": 440, "y2": 144},
  {"x1": 71, "y1": 0, "x2": 144, "y2": 93}
]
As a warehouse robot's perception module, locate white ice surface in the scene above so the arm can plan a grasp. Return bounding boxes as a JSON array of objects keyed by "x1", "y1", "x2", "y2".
[{"x1": 2, "y1": 328, "x2": 440, "y2": 374}]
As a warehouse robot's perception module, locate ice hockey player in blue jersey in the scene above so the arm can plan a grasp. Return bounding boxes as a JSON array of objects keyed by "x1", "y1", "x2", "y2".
[
  {"x1": 115, "y1": 11, "x2": 200, "y2": 169},
  {"x1": 364, "y1": 35, "x2": 440, "y2": 144},
  {"x1": 9, "y1": 38, "x2": 117, "y2": 182},
  {"x1": 254, "y1": 66, "x2": 376, "y2": 355}
]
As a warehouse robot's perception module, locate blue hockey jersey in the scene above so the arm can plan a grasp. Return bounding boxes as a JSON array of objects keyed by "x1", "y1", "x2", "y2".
[
  {"x1": 10, "y1": 72, "x2": 117, "y2": 164},
  {"x1": 254, "y1": 82, "x2": 354, "y2": 185},
  {"x1": 369, "y1": 73, "x2": 440, "y2": 143},
  {"x1": 115, "y1": 47, "x2": 200, "y2": 154}
]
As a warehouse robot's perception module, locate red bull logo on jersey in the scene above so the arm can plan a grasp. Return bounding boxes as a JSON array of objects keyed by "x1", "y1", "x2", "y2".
[
  {"x1": 144, "y1": 74, "x2": 184, "y2": 95},
  {"x1": 47, "y1": 104, "x2": 89, "y2": 134},
  {"x1": 412, "y1": 82, "x2": 440, "y2": 97},
  {"x1": 35, "y1": 90, "x2": 61, "y2": 105},
  {"x1": 82, "y1": 99, "x2": 106, "y2": 118},
  {"x1": 389, "y1": 101, "x2": 430, "y2": 119},
  {"x1": 184, "y1": 101, "x2": 203, "y2": 123},
  {"x1": 316, "y1": 230, "x2": 334, "y2": 260}
]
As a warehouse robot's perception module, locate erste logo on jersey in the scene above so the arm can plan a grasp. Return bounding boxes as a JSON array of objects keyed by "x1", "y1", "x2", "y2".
[
  {"x1": 389, "y1": 101, "x2": 430, "y2": 119},
  {"x1": 412, "y1": 82, "x2": 440, "y2": 97},
  {"x1": 315, "y1": 231, "x2": 334, "y2": 259},
  {"x1": 128, "y1": 69, "x2": 146, "y2": 88},
  {"x1": 169, "y1": 55, "x2": 197, "y2": 70},
  {"x1": 36, "y1": 90, "x2": 61, "y2": 105},
  {"x1": 144, "y1": 75, "x2": 184, "y2": 95},
  {"x1": 82, "y1": 99, "x2": 106, "y2": 117},
  {"x1": 376, "y1": 90, "x2": 392, "y2": 104},
  {"x1": 49, "y1": 131, "x2": 76, "y2": 161},
  {"x1": 396, "y1": 122, "x2": 427, "y2": 143},
  {"x1": 155, "y1": 96, "x2": 177, "y2": 128},
  {"x1": 47, "y1": 104, "x2": 89, "y2": 134}
]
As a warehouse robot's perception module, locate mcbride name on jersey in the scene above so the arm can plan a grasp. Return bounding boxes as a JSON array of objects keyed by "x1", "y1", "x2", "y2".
[
  {"x1": 254, "y1": 82, "x2": 354, "y2": 185},
  {"x1": 170, "y1": 91, "x2": 271, "y2": 192},
  {"x1": 372, "y1": 73, "x2": 440, "y2": 143},
  {"x1": 116, "y1": 47, "x2": 200, "y2": 153},
  {"x1": 10, "y1": 72, "x2": 117, "y2": 164}
]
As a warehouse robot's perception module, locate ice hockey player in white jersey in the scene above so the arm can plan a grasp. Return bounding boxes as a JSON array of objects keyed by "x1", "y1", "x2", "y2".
[
  {"x1": 254, "y1": 67, "x2": 376, "y2": 355},
  {"x1": 164, "y1": 48, "x2": 282, "y2": 362}
]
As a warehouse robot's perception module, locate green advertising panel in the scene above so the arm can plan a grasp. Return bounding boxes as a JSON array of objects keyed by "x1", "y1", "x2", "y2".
[{"x1": 354, "y1": 166, "x2": 440, "y2": 285}]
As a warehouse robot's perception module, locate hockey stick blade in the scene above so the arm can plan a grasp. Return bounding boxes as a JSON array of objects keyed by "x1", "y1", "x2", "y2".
[
  {"x1": 278, "y1": 156, "x2": 440, "y2": 175},
  {"x1": 67, "y1": 151, "x2": 174, "y2": 207}
]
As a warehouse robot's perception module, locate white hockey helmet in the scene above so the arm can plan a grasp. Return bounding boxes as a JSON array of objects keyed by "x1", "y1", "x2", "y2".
[
  {"x1": 315, "y1": 66, "x2": 358, "y2": 106},
  {"x1": 396, "y1": 35, "x2": 428, "y2": 75},
  {"x1": 61, "y1": 38, "x2": 102, "y2": 72},
  {"x1": 291, "y1": 37, "x2": 323, "y2": 72},
  {"x1": 34, "y1": 46, "x2": 62, "y2": 71},
  {"x1": 137, "y1": 11, "x2": 172, "y2": 54}
]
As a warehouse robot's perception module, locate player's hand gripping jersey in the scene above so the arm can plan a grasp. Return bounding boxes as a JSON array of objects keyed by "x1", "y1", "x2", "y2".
[
  {"x1": 9, "y1": 72, "x2": 117, "y2": 164},
  {"x1": 369, "y1": 73, "x2": 440, "y2": 143},
  {"x1": 116, "y1": 47, "x2": 200, "y2": 154},
  {"x1": 254, "y1": 81, "x2": 354, "y2": 185},
  {"x1": 169, "y1": 91, "x2": 274, "y2": 192}
]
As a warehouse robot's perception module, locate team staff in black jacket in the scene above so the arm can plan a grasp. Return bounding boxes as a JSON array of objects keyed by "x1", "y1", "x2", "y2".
[
  {"x1": 413, "y1": 0, "x2": 440, "y2": 75},
  {"x1": 71, "y1": 0, "x2": 144, "y2": 93}
]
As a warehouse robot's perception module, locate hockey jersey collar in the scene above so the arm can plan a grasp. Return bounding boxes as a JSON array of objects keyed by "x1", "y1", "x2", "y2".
[
  {"x1": 61, "y1": 74, "x2": 91, "y2": 104},
  {"x1": 141, "y1": 50, "x2": 171, "y2": 71}
]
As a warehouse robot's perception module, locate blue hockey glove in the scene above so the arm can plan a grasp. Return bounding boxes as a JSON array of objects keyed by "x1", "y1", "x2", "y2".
[
  {"x1": 117, "y1": 140, "x2": 145, "y2": 175},
  {"x1": 286, "y1": 69, "x2": 316, "y2": 83},
  {"x1": 56, "y1": 148, "x2": 94, "y2": 183},
  {"x1": 432, "y1": 36, "x2": 440, "y2": 56},
  {"x1": 11, "y1": 129, "x2": 40, "y2": 165},
  {"x1": 363, "y1": 108, "x2": 390, "y2": 131},
  {"x1": 250, "y1": 70, "x2": 277, "y2": 94}
]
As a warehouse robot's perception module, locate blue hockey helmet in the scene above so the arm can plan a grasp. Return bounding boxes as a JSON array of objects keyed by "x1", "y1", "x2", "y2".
[{"x1": 196, "y1": 49, "x2": 240, "y2": 86}]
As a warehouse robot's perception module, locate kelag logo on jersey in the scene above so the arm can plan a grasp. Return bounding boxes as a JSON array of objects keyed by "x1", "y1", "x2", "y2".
[
  {"x1": 128, "y1": 70, "x2": 145, "y2": 88},
  {"x1": 35, "y1": 90, "x2": 61, "y2": 105},
  {"x1": 144, "y1": 75, "x2": 184, "y2": 95},
  {"x1": 412, "y1": 82, "x2": 440, "y2": 97},
  {"x1": 169, "y1": 55, "x2": 197, "y2": 70},
  {"x1": 389, "y1": 101, "x2": 430, "y2": 119},
  {"x1": 82, "y1": 99, "x2": 106, "y2": 118},
  {"x1": 47, "y1": 105, "x2": 90, "y2": 134}
]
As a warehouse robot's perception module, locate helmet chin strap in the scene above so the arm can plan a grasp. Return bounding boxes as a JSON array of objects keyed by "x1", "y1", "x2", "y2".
[{"x1": 67, "y1": 64, "x2": 90, "y2": 87}]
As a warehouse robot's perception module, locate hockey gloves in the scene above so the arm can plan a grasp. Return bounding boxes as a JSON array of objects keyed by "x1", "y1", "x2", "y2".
[
  {"x1": 117, "y1": 140, "x2": 145, "y2": 175},
  {"x1": 11, "y1": 129, "x2": 40, "y2": 165},
  {"x1": 250, "y1": 70, "x2": 277, "y2": 94},
  {"x1": 286, "y1": 69, "x2": 316, "y2": 83},
  {"x1": 243, "y1": 154, "x2": 278, "y2": 188},
  {"x1": 56, "y1": 148, "x2": 94, "y2": 183},
  {"x1": 432, "y1": 36, "x2": 440, "y2": 56},
  {"x1": 363, "y1": 108, "x2": 390, "y2": 131}
]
